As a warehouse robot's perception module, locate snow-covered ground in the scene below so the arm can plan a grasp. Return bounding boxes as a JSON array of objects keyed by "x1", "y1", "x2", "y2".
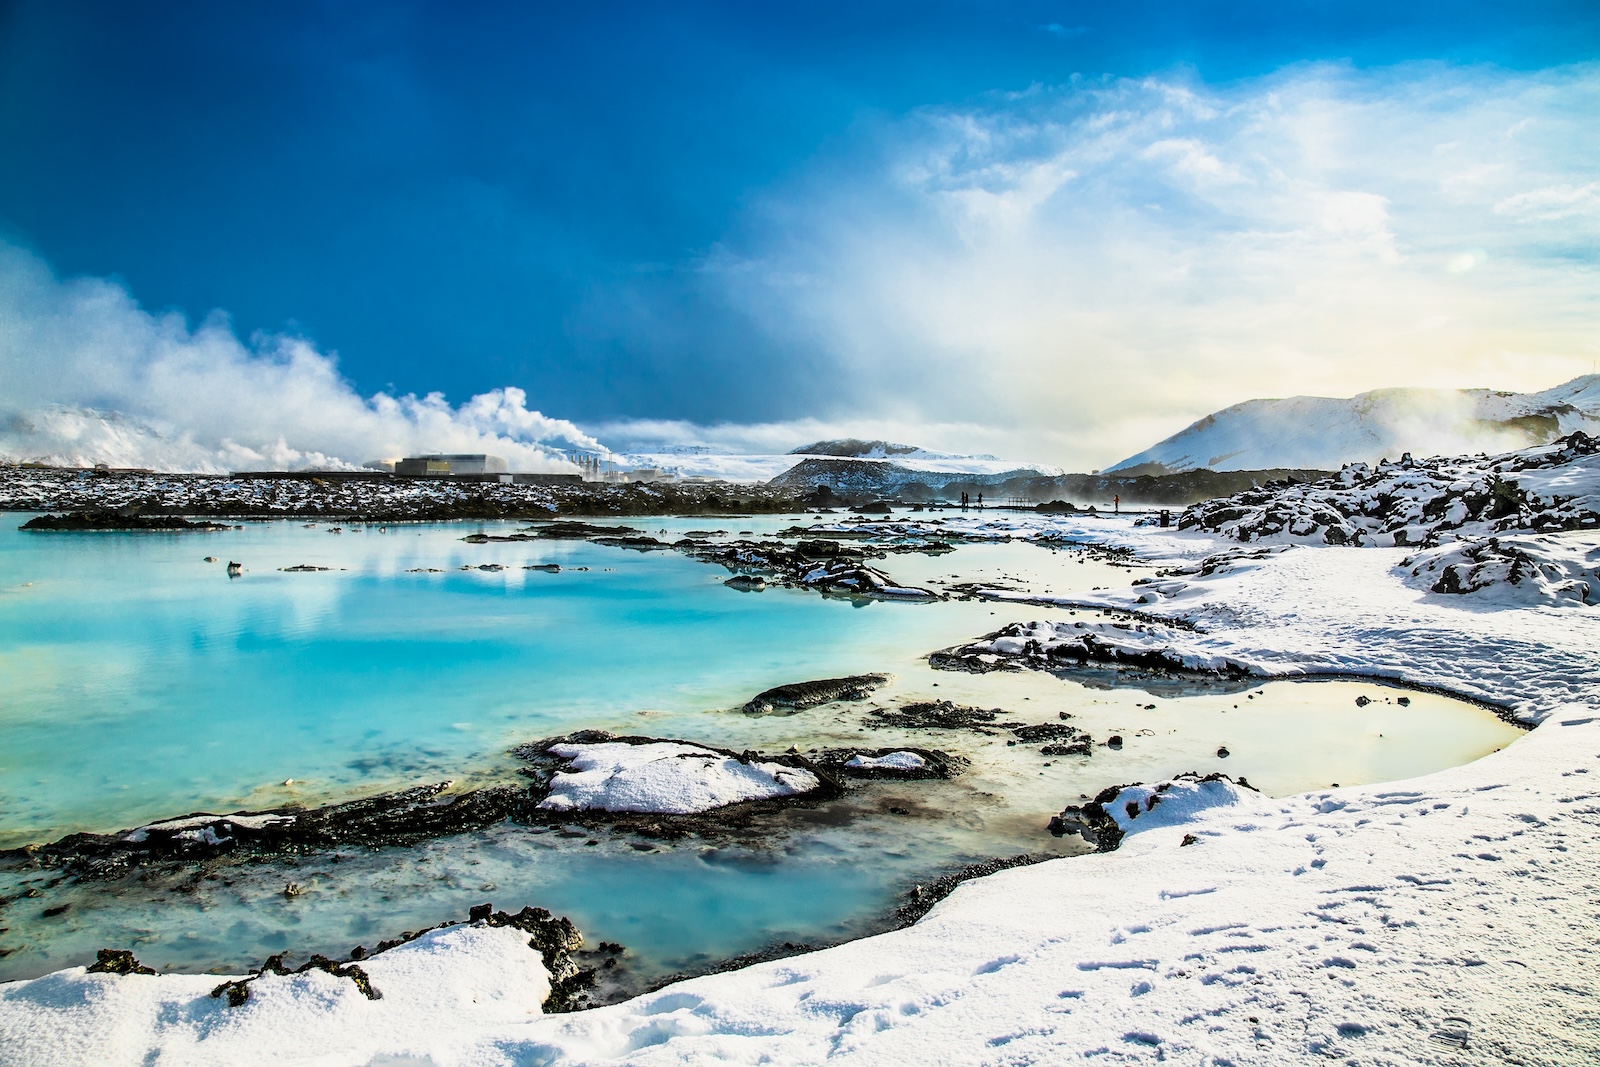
[
  {"x1": 1173, "y1": 432, "x2": 1600, "y2": 549},
  {"x1": 0, "y1": 922, "x2": 554, "y2": 1066},
  {"x1": 1399, "y1": 534, "x2": 1600, "y2": 605},
  {"x1": 536, "y1": 740, "x2": 820, "y2": 814},
  {"x1": 5, "y1": 450, "x2": 1598, "y2": 1064},
  {"x1": 946, "y1": 528, "x2": 1600, "y2": 716}
]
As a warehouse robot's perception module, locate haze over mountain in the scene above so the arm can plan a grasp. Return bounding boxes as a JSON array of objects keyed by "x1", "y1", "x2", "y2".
[
  {"x1": 1109, "y1": 376, "x2": 1600, "y2": 475},
  {"x1": 789, "y1": 439, "x2": 969, "y2": 459},
  {"x1": 608, "y1": 439, "x2": 1055, "y2": 484}
]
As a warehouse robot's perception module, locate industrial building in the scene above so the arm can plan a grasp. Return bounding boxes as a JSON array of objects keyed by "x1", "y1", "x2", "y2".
[{"x1": 394, "y1": 454, "x2": 510, "y2": 478}]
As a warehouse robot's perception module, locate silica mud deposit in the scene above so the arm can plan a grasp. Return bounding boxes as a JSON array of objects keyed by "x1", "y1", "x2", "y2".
[{"x1": 0, "y1": 517, "x2": 1519, "y2": 991}]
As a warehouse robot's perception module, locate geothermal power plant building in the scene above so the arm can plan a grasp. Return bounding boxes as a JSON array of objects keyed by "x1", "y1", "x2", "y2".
[{"x1": 393, "y1": 454, "x2": 510, "y2": 477}]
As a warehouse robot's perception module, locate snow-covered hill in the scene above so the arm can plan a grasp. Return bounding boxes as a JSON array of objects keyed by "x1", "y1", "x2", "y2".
[{"x1": 1110, "y1": 375, "x2": 1600, "y2": 475}]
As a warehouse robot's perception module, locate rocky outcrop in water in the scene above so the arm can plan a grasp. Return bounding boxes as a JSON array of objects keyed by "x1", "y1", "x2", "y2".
[
  {"x1": 21, "y1": 510, "x2": 235, "y2": 531},
  {"x1": 813, "y1": 747, "x2": 969, "y2": 780},
  {"x1": 741, "y1": 674, "x2": 891, "y2": 714},
  {"x1": 460, "y1": 522, "x2": 943, "y2": 602},
  {"x1": 868, "y1": 700, "x2": 1011, "y2": 732},
  {"x1": 865, "y1": 700, "x2": 1095, "y2": 753},
  {"x1": 682, "y1": 537, "x2": 940, "y2": 600}
]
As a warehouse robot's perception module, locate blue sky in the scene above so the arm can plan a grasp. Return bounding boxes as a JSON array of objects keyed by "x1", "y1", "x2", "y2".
[{"x1": 1, "y1": 1, "x2": 1597, "y2": 468}]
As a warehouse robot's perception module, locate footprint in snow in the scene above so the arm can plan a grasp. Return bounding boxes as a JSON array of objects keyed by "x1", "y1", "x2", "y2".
[{"x1": 1429, "y1": 1016, "x2": 1471, "y2": 1049}]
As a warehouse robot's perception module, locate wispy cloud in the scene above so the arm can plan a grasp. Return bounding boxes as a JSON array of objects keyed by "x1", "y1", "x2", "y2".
[
  {"x1": 644, "y1": 61, "x2": 1600, "y2": 467},
  {"x1": 0, "y1": 243, "x2": 598, "y2": 472}
]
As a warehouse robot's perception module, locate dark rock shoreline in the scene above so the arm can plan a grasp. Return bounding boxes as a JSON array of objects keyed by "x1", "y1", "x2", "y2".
[
  {"x1": 0, "y1": 717, "x2": 1016, "y2": 1009},
  {"x1": 0, "y1": 467, "x2": 813, "y2": 521},
  {"x1": 0, "y1": 719, "x2": 984, "y2": 878},
  {"x1": 21, "y1": 510, "x2": 238, "y2": 531}
]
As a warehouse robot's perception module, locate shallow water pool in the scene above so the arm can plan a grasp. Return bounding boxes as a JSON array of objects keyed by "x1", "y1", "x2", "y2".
[{"x1": 0, "y1": 516, "x2": 1522, "y2": 984}]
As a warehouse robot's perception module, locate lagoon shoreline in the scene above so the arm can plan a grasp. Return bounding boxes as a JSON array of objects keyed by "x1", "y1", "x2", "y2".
[{"x1": 2, "y1": 443, "x2": 1596, "y2": 1063}]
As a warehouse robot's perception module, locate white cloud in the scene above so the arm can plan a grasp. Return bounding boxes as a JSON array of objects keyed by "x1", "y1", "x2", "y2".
[
  {"x1": 0, "y1": 244, "x2": 597, "y2": 473},
  {"x1": 683, "y1": 62, "x2": 1600, "y2": 468},
  {"x1": 1494, "y1": 181, "x2": 1600, "y2": 222},
  {"x1": 585, "y1": 414, "x2": 1032, "y2": 461},
  {"x1": 5, "y1": 62, "x2": 1598, "y2": 476}
]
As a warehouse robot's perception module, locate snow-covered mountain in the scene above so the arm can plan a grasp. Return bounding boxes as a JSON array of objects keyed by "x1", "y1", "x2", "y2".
[{"x1": 1109, "y1": 375, "x2": 1600, "y2": 475}]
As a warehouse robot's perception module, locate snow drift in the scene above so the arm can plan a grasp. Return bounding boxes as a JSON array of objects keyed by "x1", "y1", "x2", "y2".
[{"x1": 0, "y1": 921, "x2": 554, "y2": 1067}]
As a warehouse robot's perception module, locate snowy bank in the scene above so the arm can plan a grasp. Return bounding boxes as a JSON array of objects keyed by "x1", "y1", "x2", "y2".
[
  {"x1": 536, "y1": 740, "x2": 821, "y2": 814},
  {"x1": 0, "y1": 918, "x2": 558, "y2": 1067},
  {"x1": 913, "y1": 506, "x2": 1600, "y2": 721},
  {"x1": 11, "y1": 712, "x2": 1592, "y2": 1065}
]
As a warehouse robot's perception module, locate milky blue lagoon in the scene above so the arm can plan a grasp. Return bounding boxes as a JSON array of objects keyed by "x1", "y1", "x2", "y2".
[{"x1": 0, "y1": 518, "x2": 1521, "y2": 986}]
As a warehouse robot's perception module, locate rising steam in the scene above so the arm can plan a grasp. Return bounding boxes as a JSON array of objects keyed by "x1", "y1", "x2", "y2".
[{"x1": 0, "y1": 243, "x2": 599, "y2": 473}]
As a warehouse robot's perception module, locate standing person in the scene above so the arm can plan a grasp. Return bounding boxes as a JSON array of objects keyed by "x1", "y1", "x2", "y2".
[
  {"x1": 1113, "y1": 494, "x2": 1120, "y2": 514},
  {"x1": 977, "y1": 493, "x2": 983, "y2": 509}
]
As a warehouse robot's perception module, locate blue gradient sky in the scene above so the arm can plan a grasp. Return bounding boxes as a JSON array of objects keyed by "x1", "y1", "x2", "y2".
[{"x1": 1, "y1": 1, "x2": 1597, "y2": 465}]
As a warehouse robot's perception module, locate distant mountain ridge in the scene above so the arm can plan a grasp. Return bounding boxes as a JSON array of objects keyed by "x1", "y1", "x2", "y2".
[
  {"x1": 768, "y1": 456, "x2": 1332, "y2": 507},
  {"x1": 787, "y1": 438, "x2": 999, "y2": 461},
  {"x1": 1109, "y1": 375, "x2": 1600, "y2": 475}
]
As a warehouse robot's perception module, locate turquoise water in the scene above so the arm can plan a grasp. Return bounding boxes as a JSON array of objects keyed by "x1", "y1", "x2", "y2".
[
  {"x1": 0, "y1": 516, "x2": 1022, "y2": 843},
  {"x1": 0, "y1": 517, "x2": 1522, "y2": 984}
]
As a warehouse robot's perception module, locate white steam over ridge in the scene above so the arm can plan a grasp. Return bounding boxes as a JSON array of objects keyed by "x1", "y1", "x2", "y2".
[
  {"x1": 0, "y1": 243, "x2": 598, "y2": 473},
  {"x1": 656, "y1": 62, "x2": 1600, "y2": 468}
]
